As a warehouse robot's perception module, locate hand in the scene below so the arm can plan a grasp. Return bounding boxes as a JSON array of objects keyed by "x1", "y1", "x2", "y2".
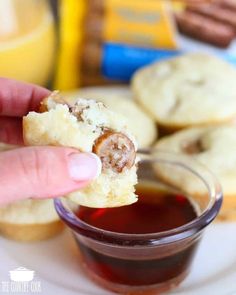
[{"x1": 0, "y1": 78, "x2": 101, "y2": 205}]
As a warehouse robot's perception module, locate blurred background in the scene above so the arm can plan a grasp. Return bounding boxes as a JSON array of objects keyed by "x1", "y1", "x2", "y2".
[{"x1": 1, "y1": 0, "x2": 236, "y2": 90}]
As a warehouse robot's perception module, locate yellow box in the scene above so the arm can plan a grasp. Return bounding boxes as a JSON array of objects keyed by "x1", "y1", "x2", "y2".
[{"x1": 104, "y1": 0, "x2": 177, "y2": 49}]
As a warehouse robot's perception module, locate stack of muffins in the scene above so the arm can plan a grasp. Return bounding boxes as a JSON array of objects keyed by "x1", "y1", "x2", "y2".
[
  {"x1": 63, "y1": 53, "x2": 236, "y2": 221},
  {"x1": 132, "y1": 53, "x2": 236, "y2": 221},
  {"x1": 1, "y1": 52, "x2": 235, "y2": 244}
]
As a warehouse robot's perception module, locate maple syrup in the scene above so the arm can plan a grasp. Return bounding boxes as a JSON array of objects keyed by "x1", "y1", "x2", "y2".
[{"x1": 76, "y1": 184, "x2": 199, "y2": 287}]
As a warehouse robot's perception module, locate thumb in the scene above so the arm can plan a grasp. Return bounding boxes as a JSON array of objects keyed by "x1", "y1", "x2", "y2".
[{"x1": 0, "y1": 146, "x2": 101, "y2": 204}]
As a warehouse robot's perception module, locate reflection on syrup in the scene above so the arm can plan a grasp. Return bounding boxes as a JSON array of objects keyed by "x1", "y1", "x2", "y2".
[
  {"x1": 78, "y1": 185, "x2": 197, "y2": 234},
  {"x1": 76, "y1": 185, "x2": 199, "y2": 287}
]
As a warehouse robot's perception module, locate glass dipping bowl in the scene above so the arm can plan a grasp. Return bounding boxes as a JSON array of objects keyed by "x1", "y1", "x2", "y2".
[{"x1": 54, "y1": 151, "x2": 223, "y2": 294}]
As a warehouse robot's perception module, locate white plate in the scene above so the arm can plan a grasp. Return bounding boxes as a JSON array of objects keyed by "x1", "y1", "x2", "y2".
[{"x1": 0, "y1": 223, "x2": 236, "y2": 295}]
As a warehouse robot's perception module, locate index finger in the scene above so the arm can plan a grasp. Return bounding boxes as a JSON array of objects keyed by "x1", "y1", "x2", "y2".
[{"x1": 0, "y1": 78, "x2": 51, "y2": 117}]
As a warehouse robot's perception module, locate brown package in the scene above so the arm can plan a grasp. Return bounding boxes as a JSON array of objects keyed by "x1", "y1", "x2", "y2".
[
  {"x1": 187, "y1": 3, "x2": 236, "y2": 32},
  {"x1": 175, "y1": 11, "x2": 235, "y2": 48},
  {"x1": 215, "y1": 0, "x2": 236, "y2": 11}
]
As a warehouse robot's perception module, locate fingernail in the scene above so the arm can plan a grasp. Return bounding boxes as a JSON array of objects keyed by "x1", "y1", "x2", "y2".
[{"x1": 68, "y1": 153, "x2": 102, "y2": 182}]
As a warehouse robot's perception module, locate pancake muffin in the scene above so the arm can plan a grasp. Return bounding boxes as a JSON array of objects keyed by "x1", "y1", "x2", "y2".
[
  {"x1": 154, "y1": 125, "x2": 236, "y2": 220},
  {"x1": 23, "y1": 91, "x2": 138, "y2": 208},
  {"x1": 132, "y1": 53, "x2": 236, "y2": 132},
  {"x1": 0, "y1": 199, "x2": 64, "y2": 241},
  {"x1": 63, "y1": 86, "x2": 157, "y2": 148}
]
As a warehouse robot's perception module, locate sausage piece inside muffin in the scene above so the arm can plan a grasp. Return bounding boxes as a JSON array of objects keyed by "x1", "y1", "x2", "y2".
[{"x1": 23, "y1": 91, "x2": 138, "y2": 208}]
